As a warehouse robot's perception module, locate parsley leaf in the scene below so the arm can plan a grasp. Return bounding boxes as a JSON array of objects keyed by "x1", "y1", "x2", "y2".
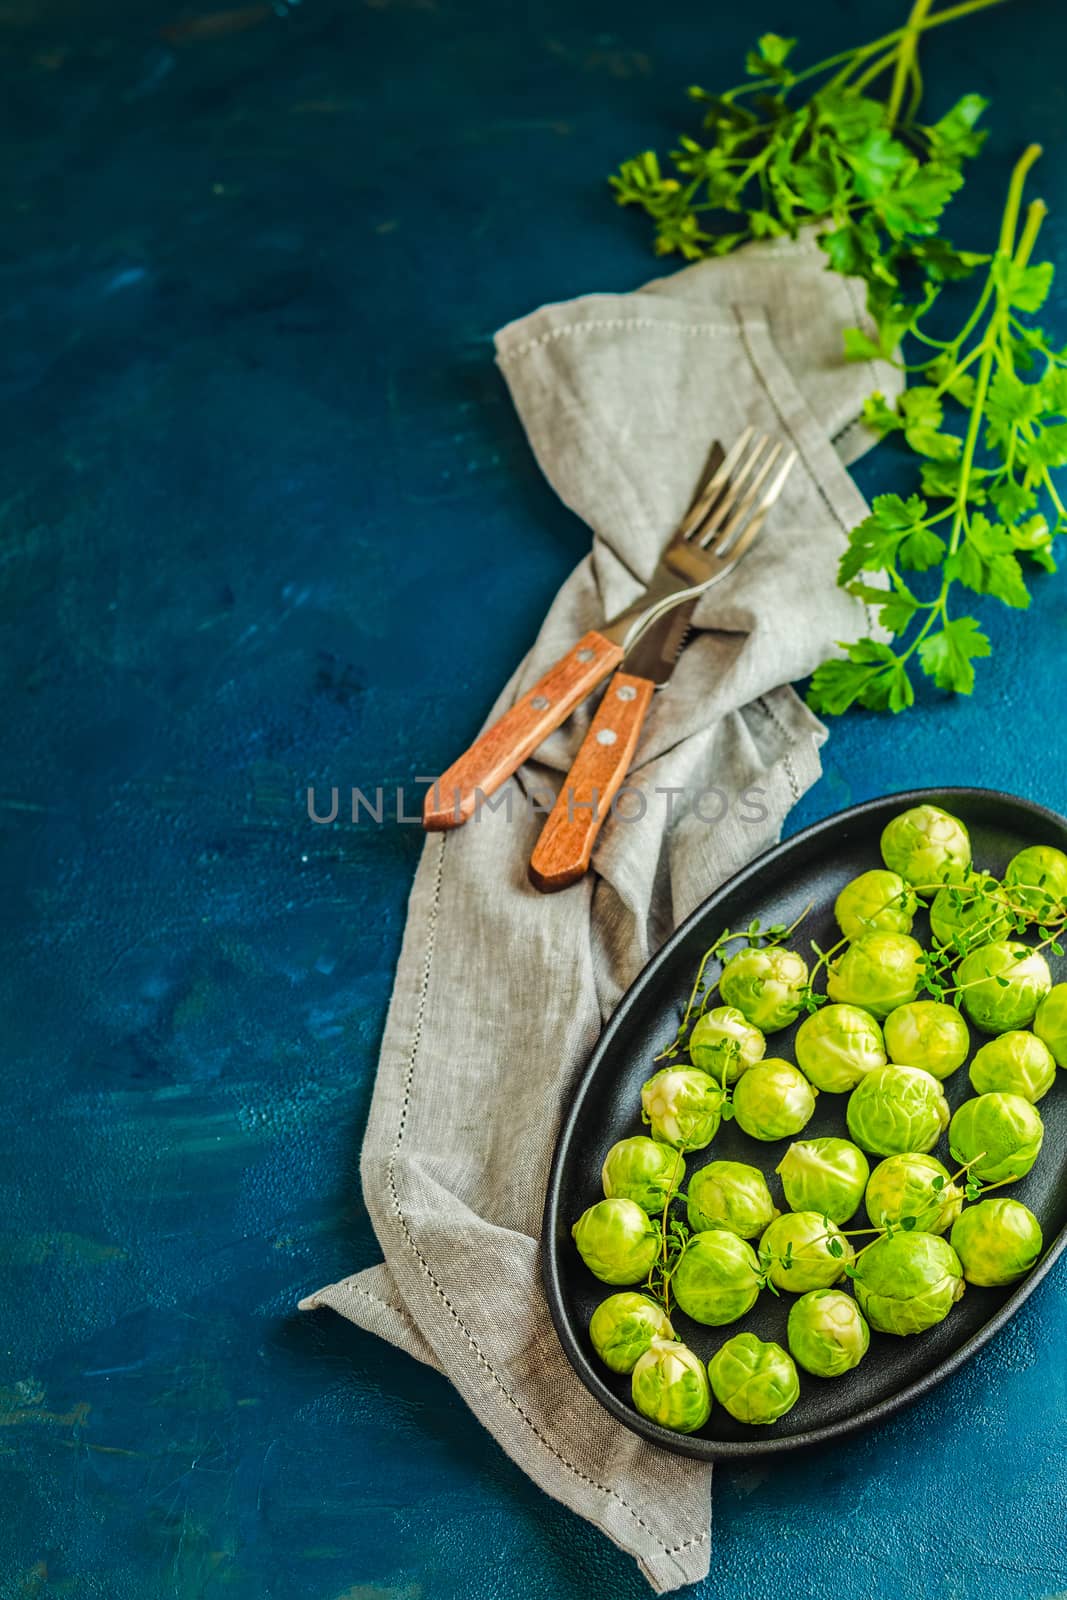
[
  {"x1": 917, "y1": 617, "x2": 992, "y2": 694},
  {"x1": 991, "y1": 257, "x2": 1054, "y2": 312}
]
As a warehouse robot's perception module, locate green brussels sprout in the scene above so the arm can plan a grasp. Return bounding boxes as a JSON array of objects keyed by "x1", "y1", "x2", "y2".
[
  {"x1": 969, "y1": 1031, "x2": 1057, "y2": 1104},
  {"x1": 852, "y1": 1232, "x2": 964, "y2": 1334},
  {"x1": 1003, "y1": 845, "x2": 1067, "y2": 921},
  {"x1": 776, "y1": 1137, "x2": 870, "y2": 1224},
  {"x1": 948, "y1": 1092, "x2": 1044, "y2": 1184},
  {"x1": 731, "y1": 1059, "x2": 817, "y2": 1142},
  {"x1": 835, "y1": 869, "x2": 918, "y2": 941},
  {"x1": 671, "y1": 1230, "x2": 762, "y2": 1326},
  {"x1": 758, "y1": 1210, "x2": 853, "y2": 1293},
  {"x1": 880, "y1": 804, "x2": 971, "y2": 893},
  {"x1": 718, "y1": 945, "x2": 809, "y2": 1033},
  {"x1": 794, "y1": 1004, "x2": 887, "y2": 1093},
  {"x1": 640, "y1": 1066, "x2": 723, "y2": 1151},
  {"x1": 707, "y1": 1332, "x2": 800, "y2": 1425},
  {"x1": 787, "y1": 1289, "x2": 871, "y2": 1378},
  {"x1": 826, "y1": 932, "x2": 925, "y2": 1020},
  {"x1": 955, "y1": 941, "x2": 1051, "y2": 1033},
  {"x1": 602, "y1": 1136, "x2": 685, "y2": 1214},
  {"x1": 846, "y1": 1064, "x2": 950, "y2": 1156},
  {"x1": 883, "y1": 1001, "x2": 970, "y2": 1081},
  {"x1": 631, "y1": 1338, "x2": 712, "y2": 1433},
  {"x1": 686, "y1": 1160, "x2": 779, "y2": 1239},
  {"x1": 1034, "y1": 983, "x2": 1067, "y2": 1068},
  {"x1": 689, "y1": 1006, "x2": 765, "y2": 1086},
  {"x1": 572, "y1": 1198, "x2": 661, "y2": 1285},
  {"x1": 865, "y1": 1153, "x2": 963, "y2": 1236},
  {"x1": 589, "y1": 1292, "x2": 675, "y2": 1374},
  {"x1": 929, "y1": 873, "x2": 1012, "y2": 956},
  {"x1": 950, "y1": 1199, "x2": 1044, "y2": 1287}
]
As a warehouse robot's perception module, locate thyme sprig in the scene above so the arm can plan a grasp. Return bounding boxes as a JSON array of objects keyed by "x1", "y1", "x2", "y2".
[{"x1": 653, "y1": 906, "x2": 811, "y2": 1062}]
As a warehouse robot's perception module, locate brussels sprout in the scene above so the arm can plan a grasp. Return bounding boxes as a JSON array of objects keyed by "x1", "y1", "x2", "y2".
[
  {"x1": 758, "y1": 1210, "x2": 853, "y2": 1293},
  {"x1": 602, "y1": 1137, "x2": 685, "y2": 1214},
  {"x1": 826, "y1": 932, "x2": 925, "y2": 1020},
  {"x1": 846, "y1": 1064, "x2": 950, "y2": 1156},
  {"x1": 883, "y1": 1001, "x2": 970, "y2": 1081},
  {"x1": 689, "y1": 1006, "x2": 765, "y2": 1086},
  {"x1": 1003, "y1": 845, "x2": 1067, "y2": 921},
  {"x1": 949, "y1": 1092, "x2": 1044, "y2": 1184},
  {"x1": 955, "y1": 941, "x2": 1051, "y2": 1034},
  {"x1": 794, "y1": 1004, "x2": 887, "y2": 1093},
  {"x1": 929, "y1": 873, "x2": 1012, "y2": 956},
  {"x1": 640, "y1": 1066, "x2": 723, "y2": 1151},
  {"x1": 1034, "y1": 983, "x2": 1067, "y2": 1068},
  {"x1": 880, "y1": 804, "x2": 971, "y2": 893},
  {"x1": 671, "y1": 1230, "x2": 762, "y2": 1326},
  {"x1": 787, "y1": 1289, "x2": 870, "y2": 1378},
  {"x1": 969, "y1": 1031, "x2": 1057, "y2": 1104},
  {"x1": 852, "y1": 1231, "x2": 964, "y2": 1334},
  {"x1": 950, "y1": 1199, "x2": 1044, "y2": 1287},
  {"x1": 776, "y1": 1137, "x2": 870, "y2": 1224},
  {"x1": 707, "y1": 1332, "x2": 800, "y2": 1425},
  {"x1": 835, "y1": 869, "x2": 918, "y2": 941},
  {"x1": 731, "y1": 1059, "x2": 817, "y2": 1142},
  {"x1": 865, "y1": 1153, "x2": 963, "y2": 1236},
  {"x1": 572, "y1": 1198, "x2": 661, "y2": 1285},
  {"x1": 718, "y1": 945, "x2": 809, "y2": 1033},
  {"x1": 631, "y1": 1338, "x2": 712, "y2": 1433},
  {"x1": 589, "y1": 1292, "x2": 675, "y2": 1373},
  {"x1": 686, "y1": 1160, "x2": 779, "y2": 1239}
]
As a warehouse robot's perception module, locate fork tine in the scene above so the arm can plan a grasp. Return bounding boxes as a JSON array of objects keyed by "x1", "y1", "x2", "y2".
[
  {"x1": 677, "y1": 426, "x2": 755, "y2": 540},
  {"x1": 685, "y1": 431, "x2": 772, "y2": 548},
  {"x1": 711, "y1": 447, "x2": 797, "y2": 568},
  {"x1": 708, "y1": 440, "x2": 784, "y2": 553}
]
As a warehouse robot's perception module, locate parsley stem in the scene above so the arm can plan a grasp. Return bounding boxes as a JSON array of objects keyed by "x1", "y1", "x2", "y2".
[
  {"x1": 999, "y1": 142, "x2": 1043, "y2": 256},
  {"x1": 912, "y1": 0, "x2": 1012, "y2": 32},
  {"x1": 724, "y1": 0, "x2": 1012, "y2": 101},
  {"x1": 948, "y1": 345, "x2": 995, "y2": 560},
  {"x1": 931, "y1": 338, "x2": 989, "y2": 401},
  {"x1": 850, "y1": 50, "x2": 900, "y2": 96},
  {"x1": 1043, "y1": 471, "x2": 1067, "y2": 521},
  {"x1": 940, "y1": 150, "x2": 1045, "y2": 567},
  {"x1": 938, "y1": 266, "x2": 997, "y2": 360},
  {"x1": 1014, "y1": 196, "x2": 1048, "y2": 270},
  {"x1": 887, "y1": 0, "x2": 935, "y2": 127},
  {"x1": 905, "y1": 54, "x2": 925, "y2": 123}
]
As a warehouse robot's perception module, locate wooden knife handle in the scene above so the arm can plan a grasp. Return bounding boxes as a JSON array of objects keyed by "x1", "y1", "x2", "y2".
[
  {"x1": 528, "y1": 670, "x2": 655, "y2": 892},
  {"x1": 423, "y1": 631, "x2": 623, "y2": 830}
]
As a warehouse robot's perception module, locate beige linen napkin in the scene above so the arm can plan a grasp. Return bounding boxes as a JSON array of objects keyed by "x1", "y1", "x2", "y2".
[{"x1": 300, "y1": 233, "x2": 901, "y2": 1591}]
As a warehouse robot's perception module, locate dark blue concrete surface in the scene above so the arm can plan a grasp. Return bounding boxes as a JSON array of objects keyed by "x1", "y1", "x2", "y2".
[{"x1": 5, "y1": 1, "x2": 1067, "y2": 1596}]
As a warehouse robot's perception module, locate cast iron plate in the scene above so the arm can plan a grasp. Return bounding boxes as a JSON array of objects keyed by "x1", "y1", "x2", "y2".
[{"x1": 542, "y1": 787, "x2": 1067, "y2": 1459}]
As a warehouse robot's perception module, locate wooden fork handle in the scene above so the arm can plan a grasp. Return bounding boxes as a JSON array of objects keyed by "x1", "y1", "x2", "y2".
[
  {"x1": 528, "y1": 670, "x2": 655, "y2": 892},
  {"x1": 422, "y1": 631, "x2": 623, "y2": 830}
]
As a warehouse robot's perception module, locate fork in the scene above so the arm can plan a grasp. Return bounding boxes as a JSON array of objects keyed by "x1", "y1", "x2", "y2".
[{"x1": 423, "y1": 428, "x2": 796, "y2": 832}]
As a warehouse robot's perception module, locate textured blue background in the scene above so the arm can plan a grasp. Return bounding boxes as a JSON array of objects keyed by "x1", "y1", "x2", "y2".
[{"x1": 5, "y1": 0, "x2": 1067, "y2": 1596}]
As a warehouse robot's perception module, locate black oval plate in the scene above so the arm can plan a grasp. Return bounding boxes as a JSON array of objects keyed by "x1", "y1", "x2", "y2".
[{"x1": 542, "y1": 787, "x2": 1067, "y2": 1460}]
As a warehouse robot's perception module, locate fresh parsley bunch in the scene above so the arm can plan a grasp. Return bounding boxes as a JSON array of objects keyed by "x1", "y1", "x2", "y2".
[
  {"x1": 809, "y1": 144, "x2": 1064, "y2": 712},
  {"x1": 611, "y1": 0, "x2": 1006, "y2": 331}
]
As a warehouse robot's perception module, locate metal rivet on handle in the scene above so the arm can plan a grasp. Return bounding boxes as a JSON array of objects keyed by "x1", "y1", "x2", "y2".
[
  {"x1": 596, "y1": 729, "x2": 618, "y2": 746},
  {"x1": 616, "y1": 685, "x2": 637, "y2": 702},
  {"x1": 531, "y1": 695, "x2": 550, "y2": 710},
  {"x1": 576, "y1": 647, "x2": 595, "y2": 662}
]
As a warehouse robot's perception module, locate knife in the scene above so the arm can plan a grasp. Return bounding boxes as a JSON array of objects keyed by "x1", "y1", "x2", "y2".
[{"x1": 526, "y1": 601, "x2": 696, "y2": 892}]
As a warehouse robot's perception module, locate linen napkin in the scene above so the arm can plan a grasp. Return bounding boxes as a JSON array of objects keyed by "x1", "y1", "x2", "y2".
[{"x1": 300, "y1": 232, "x2": 902, "y2": 1591}]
